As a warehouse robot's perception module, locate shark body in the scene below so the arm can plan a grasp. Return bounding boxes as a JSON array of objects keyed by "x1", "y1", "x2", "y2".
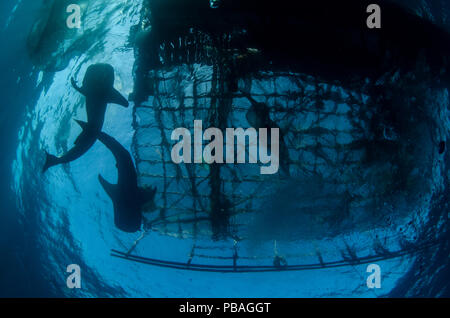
[
  {"x1": 76, "y1": 121, "x2": 156, "y2": 233},
  {"x1": 43, "y1": 63, "x2": 129, "y2": 172}
]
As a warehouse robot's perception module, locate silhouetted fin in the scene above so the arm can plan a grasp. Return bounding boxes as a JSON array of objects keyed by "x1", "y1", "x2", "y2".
[
  {"x1": 108, "y1": 87, "x2": 129, "y2": 107},
  {"x1": 73, "y1": 120, "x2": 90, "y2": 145},
  {"x1": 74, "y1": 119, "x2": 88, "y2": 130},
  {"x1": 98, "y1": 174, "x2": 118, "y2": 200},
  {"x1": 43, "y1": 151, "x2": 58, "y2": 173},
  {"x1": 71, "y1": 78, "x2": 87, "y2": 96}
]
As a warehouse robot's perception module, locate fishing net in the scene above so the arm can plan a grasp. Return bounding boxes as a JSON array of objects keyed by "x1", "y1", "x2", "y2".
[{"x1": 118, "y1": 1, "x2": 448, "y2": 270}]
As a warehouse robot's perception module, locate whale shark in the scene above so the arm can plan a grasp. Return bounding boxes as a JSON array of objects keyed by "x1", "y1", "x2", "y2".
[
  {"x1": 43, "y1": 63, "x2": 129, "y2": 172},
  {"x1": 75, "y1": 120, "x2": 156, "y2": 233}
]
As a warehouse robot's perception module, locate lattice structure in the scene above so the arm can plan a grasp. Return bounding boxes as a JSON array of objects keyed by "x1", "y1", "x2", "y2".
[
  {"x1": 131, "y1": 52, "x2": 435, "y2": 242},
  {"x1": 112, "y1": 236, "x2": 443, "y2": 272},
  {"x1": 115, "y1": 0, "x2": 449, "y2": 273}
]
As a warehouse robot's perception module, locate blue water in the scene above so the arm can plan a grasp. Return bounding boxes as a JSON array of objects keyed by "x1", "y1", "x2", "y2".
[
  {"x1": 0, "y1": 0, "x2": 448, "y2": 298},
  {"x1": 0, "y1": 0, "x2": 48, "y2": 297}
]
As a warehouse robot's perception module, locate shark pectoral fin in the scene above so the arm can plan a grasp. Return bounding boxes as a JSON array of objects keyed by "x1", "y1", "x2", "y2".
[
  {"x1": 108, "y1": 88, "x2": 129, "y2": 107},
  {"x1": 98, "y1": 174, "x2": 118, "y2": 200},
  {"x1": 71, "y1": 78, "x2": 87, "y2": 96}
]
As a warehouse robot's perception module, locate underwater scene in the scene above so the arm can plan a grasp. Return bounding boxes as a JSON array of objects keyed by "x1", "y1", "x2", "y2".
[{"x1": 0, "y1": 0, "x2": 449, "y2": 298}]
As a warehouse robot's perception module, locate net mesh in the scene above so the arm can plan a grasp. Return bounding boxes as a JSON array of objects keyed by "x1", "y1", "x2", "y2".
[
  {"x1": 131, "y1": 43, "x2": 439, "y2": 245},
  {"x1": 117, "y1": 1, "x2": 450, "y2": 269}
]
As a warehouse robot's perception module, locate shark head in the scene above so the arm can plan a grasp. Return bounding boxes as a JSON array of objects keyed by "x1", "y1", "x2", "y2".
[
  {"x1": 75, "y1": 63, "x2": 129, "y2": 107},
  {"x1": 81, "y1": 63, "x2": 115, "y2": 95}
]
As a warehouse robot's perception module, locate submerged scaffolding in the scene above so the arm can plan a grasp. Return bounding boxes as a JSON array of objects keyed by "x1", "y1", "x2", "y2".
[
  {"x1": 121, "y1": 0, "x2": 448, "y2": 271},
  {"x1": 111, "y1": 237, "x2": 444, "y2": 272},
  {"x1": 131, "y1": 48, "x2": 439, "y2": 242}
]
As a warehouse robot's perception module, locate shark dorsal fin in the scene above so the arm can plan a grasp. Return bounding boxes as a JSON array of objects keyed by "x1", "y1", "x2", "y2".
[
  {"x1": 74, "y1": 119, "x2": 88, "y2": 130},
  {"x1": 108, "y1": 87, "x2": 129, "y2": 107},
  {"x1": 98, "y1": 174, "x2": 118, "y2": 200}
]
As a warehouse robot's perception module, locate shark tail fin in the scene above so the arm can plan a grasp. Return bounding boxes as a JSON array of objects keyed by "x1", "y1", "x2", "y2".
[
  {"x1": 108, "y1": 88, "x2": 129, "y2": 107},
  {"x1": 43, "y1": 152, "x2": 58, "y2": 173}
]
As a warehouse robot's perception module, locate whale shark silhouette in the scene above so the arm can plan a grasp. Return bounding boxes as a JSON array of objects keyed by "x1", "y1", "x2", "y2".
[
  {"x1": 43, "y1": 63, "x2": 129, "y2": 172},
  {"x1": 75, "y1": 120, "x2": 156, "y2": 233}
]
